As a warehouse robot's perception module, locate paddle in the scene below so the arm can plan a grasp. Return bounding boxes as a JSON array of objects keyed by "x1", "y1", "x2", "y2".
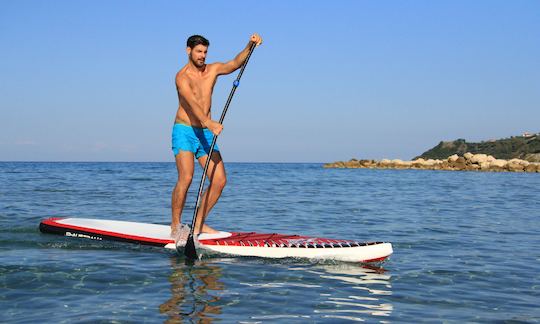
[{"x1": 184, "y1": 42, "x2": 257, "y2": 260}]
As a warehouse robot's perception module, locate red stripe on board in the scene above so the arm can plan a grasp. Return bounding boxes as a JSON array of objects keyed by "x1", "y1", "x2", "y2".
[{"x1": 40, "y1": 217, "x2": 173, "y2": 245}]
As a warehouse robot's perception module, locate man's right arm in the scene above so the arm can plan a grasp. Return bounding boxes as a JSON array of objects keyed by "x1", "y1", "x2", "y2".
[
  {"x1": 177, "y1": 77, "x2": 223, "y2": 135},
  {"x1": 214, "y1": 34, "x2": 262, "y2": 76}
]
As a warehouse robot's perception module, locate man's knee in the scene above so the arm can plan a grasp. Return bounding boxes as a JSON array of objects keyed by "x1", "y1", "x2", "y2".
[
  {"x1": 177, "y1": 173, "x2": 193, "y2": 188},
  {"x1": 212, "y1": 174, "x2": 227, "y2": 190}
]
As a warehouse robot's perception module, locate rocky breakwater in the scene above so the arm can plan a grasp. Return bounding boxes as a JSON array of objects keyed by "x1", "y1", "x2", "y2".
[{"x1": 324, "y1": 153, "x2": 540, "y2": 173}]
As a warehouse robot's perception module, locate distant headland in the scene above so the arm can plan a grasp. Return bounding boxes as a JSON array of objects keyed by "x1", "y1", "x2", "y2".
[{"x1": 324, "y1": 133, "x2": 540, "y2": 173}]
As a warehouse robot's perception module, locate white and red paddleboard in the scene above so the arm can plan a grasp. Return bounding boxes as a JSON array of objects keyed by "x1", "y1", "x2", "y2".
[{"x1": 39, "y1": 217, "x2": 392, "y2": 263}]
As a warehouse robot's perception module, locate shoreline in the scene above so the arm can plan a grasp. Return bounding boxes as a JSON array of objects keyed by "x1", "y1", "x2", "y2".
[{"x1": 324, "y1": 153, "x2": 540, "y2": 173}]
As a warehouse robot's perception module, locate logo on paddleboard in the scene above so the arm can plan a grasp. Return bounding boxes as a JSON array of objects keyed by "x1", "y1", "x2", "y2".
[{"x1": 66, "y1": 231, "x2": 102, "y2": 241}]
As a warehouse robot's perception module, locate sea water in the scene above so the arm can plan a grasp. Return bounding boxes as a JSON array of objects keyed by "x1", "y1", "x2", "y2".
[{"x1": 1, "y1": 162, "x2": 539, "y2": 322}]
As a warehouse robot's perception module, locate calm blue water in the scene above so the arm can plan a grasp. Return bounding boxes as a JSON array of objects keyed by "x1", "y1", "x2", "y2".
[{"x1": 1, "y1": 162, "x2": 539, "y2": 323}]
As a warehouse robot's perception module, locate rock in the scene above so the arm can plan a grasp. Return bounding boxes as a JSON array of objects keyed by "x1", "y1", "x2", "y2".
[
  {"x1": 359, "y1": 159, "x2": 375, "y2": 167},
  {"x1": 412, "y1": 158, "x2": 425, "y2": 168},
  {"x1": 344, "y1": 160, "x2": 360, "y2": 168},
  {"x1": 379, "y1": 159, "x2": 392, "y2": 168},
  {"x1": 507, "y1": 160, "x2": 524, "y2": 172},
  {"x1": 391, "y1": 159, "x2": 407, "y2": 169},
  {"x1": 479, "y1": 161, "x2": 491, "y2": 170},
  {"x1": 452, "y1": 163, "x2": 467, "y2": 170},
  {"x1": 449, "y1": 156, "x2": 467, "y2": 170},
  {"x1": 466, "y1": 164, "x2": 480, "y2": 171},
  {"x1": 323, "y1": 162, "x2": 338, "y2": 168},
  {"x1": 470, "y1": 154, "x2": 488, "y2": 164},
  {"x1": 432, "y1": 162, "x2": 444, "y2": 170},
  {"x1": 491, "y1": 159, "x2": 507, "y2": 168},
  {"x1": 401, "y1": 161, "x2": 413, "y2": 167},
  {"x1": 448, "y1": 154, "x2": 459, "y2": 162},
  {"x1": 508, "y1": 159, "x2": 529, "y2": 167},
  {"x1": 324, "y1": 154, "x2": 540, "y2": 173},
  {"x1": 454, "y1": 162, "x2": 463, "y2": 169}
]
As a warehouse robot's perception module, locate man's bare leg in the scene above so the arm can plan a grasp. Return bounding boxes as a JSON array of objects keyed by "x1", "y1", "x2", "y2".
[
  {"x1": 172, "y1": 151, "x2": 222, "y2": 236},
  {"x1": 193, "y1": 152, "x2": 227, "y2": 234},
  {"x1": 171, "y1": 151, "x2": 195, "y2": 235}
]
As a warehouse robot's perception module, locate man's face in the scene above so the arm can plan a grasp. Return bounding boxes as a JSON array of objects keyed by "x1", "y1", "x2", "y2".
[{"x1": 188, "y1": 44, "x2": 208, "y2": 68}]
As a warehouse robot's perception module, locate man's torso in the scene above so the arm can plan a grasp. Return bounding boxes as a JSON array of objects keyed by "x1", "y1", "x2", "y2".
[{"x1": 175, "y1": 64, "x2": 219, "y2": 127}]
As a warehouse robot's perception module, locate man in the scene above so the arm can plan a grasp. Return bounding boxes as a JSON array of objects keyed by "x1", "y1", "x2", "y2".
[{"x1": 171, "y1": 34, "x2": 263, "y2": 238}]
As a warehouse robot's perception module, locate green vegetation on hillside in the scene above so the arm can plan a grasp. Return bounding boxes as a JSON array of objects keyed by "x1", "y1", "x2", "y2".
[{"x1": 415, "y1": 135, "x2": 540, "y2": 161}]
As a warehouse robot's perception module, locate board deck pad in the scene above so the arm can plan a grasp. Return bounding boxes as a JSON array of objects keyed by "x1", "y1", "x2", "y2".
[
  {"x1": 40, "y1": 217, "x2": 392, "y2": 263},
  {"x1": 199, "y1": 232, "x2": 381, "y2": 248}
]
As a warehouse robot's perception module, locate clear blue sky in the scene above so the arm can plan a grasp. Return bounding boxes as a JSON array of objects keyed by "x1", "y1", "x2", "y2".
[{"x1": 1, "y1": 1, "x2": 539, "y2": 162}]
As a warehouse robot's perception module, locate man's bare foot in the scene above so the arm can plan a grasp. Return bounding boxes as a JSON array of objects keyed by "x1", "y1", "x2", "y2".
[
  {"x1": 194, "y1": 224, "x2": 220, "y2": 235},
  {"x1": 170, "y1": 223, "x2": 190, "y2": 242},
  {"x1": 202, "y1": 224, "x2": 220, "y2": 234}
]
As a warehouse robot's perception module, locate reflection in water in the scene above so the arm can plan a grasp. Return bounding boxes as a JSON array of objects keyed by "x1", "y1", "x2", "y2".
[
  {"x1": 159, "y1": 257, "x2": 392, "y2": 323},
  {"x1": 292, "y1": 263, "x2": 393, "y2": 322},
  {"x1": 160, "y1": 257, "x2": 224, "y2": 323}
]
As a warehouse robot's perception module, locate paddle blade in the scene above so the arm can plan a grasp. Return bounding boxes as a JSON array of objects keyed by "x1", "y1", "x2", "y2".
[{"x1": 184, "y1": 234, "x2": 198, "y2": 259}]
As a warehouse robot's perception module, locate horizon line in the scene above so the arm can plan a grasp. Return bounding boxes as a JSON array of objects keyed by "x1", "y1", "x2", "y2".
[{"x1": 0, "y1": 160, "x2": 327, "y2": 164}]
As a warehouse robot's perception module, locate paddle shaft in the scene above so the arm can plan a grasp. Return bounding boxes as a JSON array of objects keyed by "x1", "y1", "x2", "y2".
[{"x1": 185, "y1": 42, "x2": 257, "y2": 259}]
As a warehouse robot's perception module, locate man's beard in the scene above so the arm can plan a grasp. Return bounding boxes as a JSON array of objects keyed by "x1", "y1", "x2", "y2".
[{"x1": 190, "y1": 55, "x2": 205, "y2": 68}]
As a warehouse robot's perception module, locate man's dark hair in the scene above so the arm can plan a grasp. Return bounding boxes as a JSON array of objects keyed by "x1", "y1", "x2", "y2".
[{"x1": 187, "y1": 35, "x2": 209, "y2": 49}]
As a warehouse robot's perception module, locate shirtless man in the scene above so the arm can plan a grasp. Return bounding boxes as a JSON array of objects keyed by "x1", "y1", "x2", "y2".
[{"x1": 171, "y1": 34, "x2": 263, "y2": 237}]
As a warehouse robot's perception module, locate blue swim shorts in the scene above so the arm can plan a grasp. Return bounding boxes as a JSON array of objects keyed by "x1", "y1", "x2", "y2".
[{"x1": 171, "y1": 123, "x2": 219, "y2": 158}]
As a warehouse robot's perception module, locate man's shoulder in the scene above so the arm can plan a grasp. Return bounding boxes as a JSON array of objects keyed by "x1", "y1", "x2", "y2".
[
  {"x1": 175, "y1": 67, "x2": 190, "y2": 85},
  {"x1": 176, "y1": 65, "x2": 188, "y2": 78}
]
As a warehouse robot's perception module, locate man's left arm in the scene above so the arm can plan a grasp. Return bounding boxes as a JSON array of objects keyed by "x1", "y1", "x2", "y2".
[{"x1": 215, "y1": 33, "x2": 262, "y2": 76}]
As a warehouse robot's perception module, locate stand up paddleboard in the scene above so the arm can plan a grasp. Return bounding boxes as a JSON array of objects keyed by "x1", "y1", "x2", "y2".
[{"x1": 39, "y1": 217, "x2": 393, "y2": 263}]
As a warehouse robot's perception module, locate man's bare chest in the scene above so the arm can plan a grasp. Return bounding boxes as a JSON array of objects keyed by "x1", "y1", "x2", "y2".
[{"x1": 187, "y1": 75, "x2": 217, "y2": 98}]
